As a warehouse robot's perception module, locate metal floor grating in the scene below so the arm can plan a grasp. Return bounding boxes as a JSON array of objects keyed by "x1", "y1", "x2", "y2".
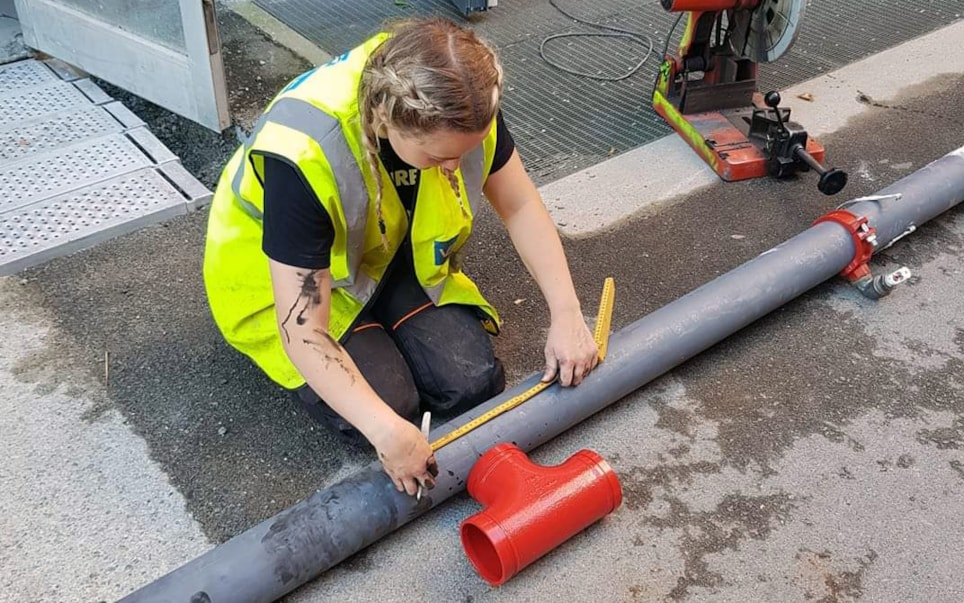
[
  {"x1": 0, "y1": 59, "x2": 212, "y2": 276},
  {"x1": 253, "y1": 0, "x2": 964, "y2": 184}
]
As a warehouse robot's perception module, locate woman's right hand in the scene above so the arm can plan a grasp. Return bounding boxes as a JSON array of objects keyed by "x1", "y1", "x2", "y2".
[{"x1": 372, "y1": 417, "x2": 438, "y2": 496}]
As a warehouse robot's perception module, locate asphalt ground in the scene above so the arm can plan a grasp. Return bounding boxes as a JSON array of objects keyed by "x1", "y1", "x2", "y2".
[{"x1": 2, "y1": 8, "x2": 964, "y2": 603}]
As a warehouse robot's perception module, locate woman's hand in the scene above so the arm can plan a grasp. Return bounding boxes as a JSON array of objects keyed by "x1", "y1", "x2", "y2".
[
  {"x1": 542, "y1": 309, "x2": 599, "y2": 387},
  {"x1": 372, "y1": 417, "x2": 439, "y2": 496}
]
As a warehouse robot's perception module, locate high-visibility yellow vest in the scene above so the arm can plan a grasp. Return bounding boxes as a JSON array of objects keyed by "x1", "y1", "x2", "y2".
[{"x1": 203, "y1": 33, "x2": 501, "y2": 389}]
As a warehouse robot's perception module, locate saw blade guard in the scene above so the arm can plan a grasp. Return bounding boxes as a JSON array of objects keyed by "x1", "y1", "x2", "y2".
[{"x1": 728, "y1": 0, "x2": 806, "y2": 63}]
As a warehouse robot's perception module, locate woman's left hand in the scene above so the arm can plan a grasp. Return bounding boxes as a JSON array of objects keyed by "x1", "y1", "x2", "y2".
[{"x1": 542, "y1": 310, "x2": 599, "y2": 386}]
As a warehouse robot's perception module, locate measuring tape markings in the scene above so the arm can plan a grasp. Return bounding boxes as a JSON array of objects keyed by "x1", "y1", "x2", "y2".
[{"x1": 430, "y1": 277, "x2": 616, "y2": 452}]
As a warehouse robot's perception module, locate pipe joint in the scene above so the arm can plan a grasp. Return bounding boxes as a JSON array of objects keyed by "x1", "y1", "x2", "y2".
[
  {"x1": 460, "y1": 443, "x2": 622, "y2": 586},
  {"x1": 813, "y1": 209, "x2": 877, "y2": 280}
]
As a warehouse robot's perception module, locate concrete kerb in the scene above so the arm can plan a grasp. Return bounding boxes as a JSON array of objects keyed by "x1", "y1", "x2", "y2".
[
  {"x1": 540, "y1": 19, "x2": 964, "y2": 238},
  {"x1": 225, "y1": 1, "x2": 332, "y2": 67}
]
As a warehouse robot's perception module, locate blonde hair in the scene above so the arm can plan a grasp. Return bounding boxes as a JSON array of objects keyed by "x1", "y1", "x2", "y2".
[{"x1": 358, "y1": 17, "x2": 504, "y2": 248}]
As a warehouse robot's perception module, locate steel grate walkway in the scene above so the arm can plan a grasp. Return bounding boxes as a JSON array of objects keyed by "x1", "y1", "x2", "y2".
[
  {"x1": 0, "y1": 59, "x2": 211, "y2": 276},
  {"x1": 252, "y1": 0, "x2": 964, "y2": 184}
]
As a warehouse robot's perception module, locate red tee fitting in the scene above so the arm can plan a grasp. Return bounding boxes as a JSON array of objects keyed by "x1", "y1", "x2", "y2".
[{"x1": 460, "y1": 443, "x2": 623, "y2": 586}]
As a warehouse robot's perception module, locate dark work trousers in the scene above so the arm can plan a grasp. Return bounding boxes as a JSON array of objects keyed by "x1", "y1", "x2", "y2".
[{"x1": 293, "y1": 249, "x2": 505, "y2": 447}]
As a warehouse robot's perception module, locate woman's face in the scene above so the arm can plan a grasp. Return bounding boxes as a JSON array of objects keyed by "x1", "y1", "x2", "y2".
[{"x1": 385, "y1": 125, "x2": 489, "y2": 172}]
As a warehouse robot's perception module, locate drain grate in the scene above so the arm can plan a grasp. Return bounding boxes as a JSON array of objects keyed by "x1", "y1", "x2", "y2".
[
  {"x1": 253, "y1": 0, "x2": 964, "y2": 184},
  {"x1": 0, "y1": 59, "x2": 211, "y2": 276}
]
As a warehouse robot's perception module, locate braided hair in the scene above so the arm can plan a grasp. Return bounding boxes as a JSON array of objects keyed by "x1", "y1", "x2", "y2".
[{"x1": 358, "y1": 17, "x2": 504, "y2": 249}]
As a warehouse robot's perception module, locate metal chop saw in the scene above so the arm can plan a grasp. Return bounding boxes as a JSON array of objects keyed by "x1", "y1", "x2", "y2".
[{"x1": 653, "y1": 0, "x2": 848, "y2": 195}]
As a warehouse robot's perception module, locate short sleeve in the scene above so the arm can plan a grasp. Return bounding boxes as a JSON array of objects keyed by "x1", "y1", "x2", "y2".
[
  {"x1": 489, "y1": 111, "x2": 517, "y2": 175},
  {"x1": 261, "y1": 155, "x2": 335, "y2": 270}
]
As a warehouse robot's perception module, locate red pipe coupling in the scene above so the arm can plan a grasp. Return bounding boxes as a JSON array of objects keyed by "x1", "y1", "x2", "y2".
[
  {"x1": 813, "y1": 209, "x2": 877, "y2": 281},
  {"x1": 460, "y1": 443, "x2": 622, "y2": 586}
]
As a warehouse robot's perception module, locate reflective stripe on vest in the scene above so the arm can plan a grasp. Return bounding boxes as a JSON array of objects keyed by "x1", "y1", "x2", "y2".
[
  {"x1": 232, "y1": 97, "x2": 487, "y2": 309},
  {"x1": 461, "y1": 144, "x2": 484, "y2": 217},
  {"x1": 231, "y1": 97, "x2": 374, "y2": 298}
]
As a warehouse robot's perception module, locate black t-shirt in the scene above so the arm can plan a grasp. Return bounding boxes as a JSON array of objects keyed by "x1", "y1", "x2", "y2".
[{"x1": 261, "y1": 111, "x2": 516, "y2": 270}]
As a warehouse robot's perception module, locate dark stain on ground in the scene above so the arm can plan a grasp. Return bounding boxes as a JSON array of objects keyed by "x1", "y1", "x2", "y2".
[
  {"x1": 955, "y1": 329, "x2": 964, "y2": 355},
  {"x1": 795, "y1": 548, "x2": 878, "y2": 603},
  {"x1": 896, "y1": 454, "x2": 915, "y2": 469},
  {"x1": 6, "y1": 282, "x2": 112, "y2": 423},
  {"x1": 653, "y1": 402, "x2": 695, "y2": 439},
  {"x1": 638, "y1": 493, "x2": 795, "y2": 600},
  {"x1": 949, "y1": 460, "x2": 964, "y2": 481},
  {"x1": 618, "y1": 461, "x2": 722, "y2": 512},
  {"x1": 916, "y1": 417, "x2": 964, "y2": 450}
]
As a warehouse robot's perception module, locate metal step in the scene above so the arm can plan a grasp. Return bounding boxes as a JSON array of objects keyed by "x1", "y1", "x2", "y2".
[{"x1": 0, "y1": 59, "x2": 211, "y2": 276}]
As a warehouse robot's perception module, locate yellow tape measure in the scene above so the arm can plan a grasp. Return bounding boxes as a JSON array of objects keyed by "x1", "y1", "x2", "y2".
[
  {"x1": 594, "y1": 277, "x2": 615, "y2": 362},
  {"x1": 430, "y1": 277, "x2": 615, "y2": 452}
]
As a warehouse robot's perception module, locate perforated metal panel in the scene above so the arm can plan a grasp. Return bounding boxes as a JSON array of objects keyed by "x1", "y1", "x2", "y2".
[
  {"x1": 0, "y1": 134, "x2": 152, "y2": 211},
  {"x1": 0, "y1": 169, "x2": 188, "y2": 274},
  {"x1": 0, "y1": 81, "x2": 91, "y2": 128},
  {"x1": 0, "y1": 59, "x2": 58, "y2": 93},
  {"x1": 0, "y1": 59, "x2": 212, "y2": 276},
  {"x1": 0, "y1": 105, "x2": 123, "y2": 165}
]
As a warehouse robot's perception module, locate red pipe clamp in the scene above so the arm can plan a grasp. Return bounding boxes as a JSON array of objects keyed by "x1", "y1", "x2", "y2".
[
  {"x1": 813, "y1": 209, "x2": 877, "y2": 281},
  {"x1": 460, "y1": 443, "x2": 623, "y2": 586}
]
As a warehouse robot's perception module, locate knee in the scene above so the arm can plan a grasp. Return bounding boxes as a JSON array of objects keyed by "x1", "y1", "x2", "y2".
[{"x1": 435, "y1": 356, "x2": 506, "y2": 416}]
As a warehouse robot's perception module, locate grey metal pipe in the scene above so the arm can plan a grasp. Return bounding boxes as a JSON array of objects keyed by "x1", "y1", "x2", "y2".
[{"x1": 120, "y1": 146, "x2": 964, "y2": 603}]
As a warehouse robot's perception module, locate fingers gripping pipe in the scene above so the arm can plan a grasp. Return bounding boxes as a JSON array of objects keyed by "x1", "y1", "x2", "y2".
[{"x1": 460, "y1": 444, "x2": 623, "y2": 586}]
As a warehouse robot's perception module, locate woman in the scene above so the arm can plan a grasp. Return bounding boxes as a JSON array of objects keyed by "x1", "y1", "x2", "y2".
[{"x1": 203, "y1": 17, "x2": 598, "y2": 497}]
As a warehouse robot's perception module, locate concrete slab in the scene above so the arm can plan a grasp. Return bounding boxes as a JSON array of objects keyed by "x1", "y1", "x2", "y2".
[
  {"x1": 542, "y1": 19, "x2": 964, "y2": 238},
  {"x1": 0, "y1": 279, "x2": 211, "y2": 603}
]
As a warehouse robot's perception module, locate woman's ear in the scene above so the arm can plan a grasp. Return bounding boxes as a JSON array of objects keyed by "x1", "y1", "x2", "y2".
[{"x1": 374, "y1": 104, "x2": 390, "y2": 136}]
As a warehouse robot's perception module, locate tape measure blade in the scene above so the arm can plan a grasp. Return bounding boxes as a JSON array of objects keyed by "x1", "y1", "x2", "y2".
[
  {"x1": 594, "y1": 277, "x2": 615, "y2": 361},
  {"x1": 430, "y1": 379, "x2": 553, "y2": 451}
]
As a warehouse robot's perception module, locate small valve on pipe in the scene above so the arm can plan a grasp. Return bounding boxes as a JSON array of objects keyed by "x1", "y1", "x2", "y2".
[{"x1": 854, "y1": 266, "x2": 912, "y2": 299}]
